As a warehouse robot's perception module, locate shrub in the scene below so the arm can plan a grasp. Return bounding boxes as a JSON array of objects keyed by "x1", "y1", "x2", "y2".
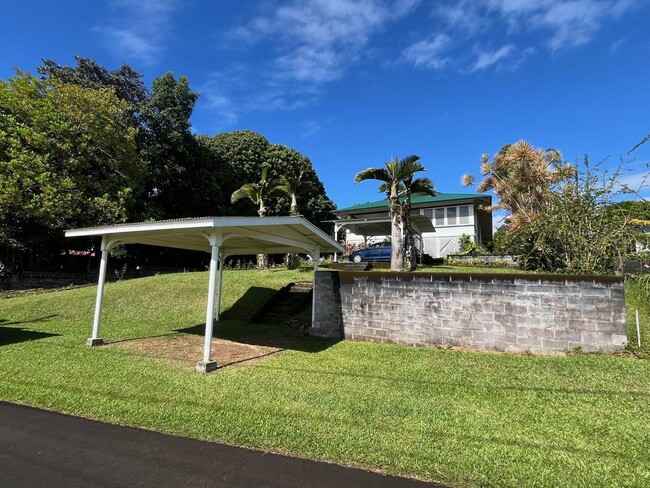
[{"x1": 458, "y1": 234, "x2": 487, "y2": 255}]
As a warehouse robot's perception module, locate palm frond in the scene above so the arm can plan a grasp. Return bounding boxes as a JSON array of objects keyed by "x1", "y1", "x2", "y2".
[
  {"x1": 231, "y1": 184, "x2": 260, "y2": 204},
  {"x1": 409, "y1": 177, "x2": 436, "y2": 196},
  {"x1": 354, "y1": 167, "x2": 390, "y2": 183},
  {"x1": 397, "y1": 158, "x2": 425, "y2": 181},
  {"x1": 379, "y1": 181, "x2": 403, "y2": 194}
]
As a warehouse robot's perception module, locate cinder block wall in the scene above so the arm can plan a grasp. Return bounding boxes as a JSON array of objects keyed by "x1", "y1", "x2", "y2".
[{"x1": 311, "y1": 271, "x2": 627, "y2": 354}]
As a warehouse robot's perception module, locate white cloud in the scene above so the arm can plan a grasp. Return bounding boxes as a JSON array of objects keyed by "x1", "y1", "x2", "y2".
[
  {"x1": 404, "y1": 0, "x2": 638, "y2": 73},
  {"x1": 617, "y1": 170, "x2": 650, "y2": 194},
  {"x1": 302, "y1": 120, "x2": 322, "y2": 138},
  {"x1": 485, "y1": 0, "x2": 635, "y2": 51},
  {"x1": 230, "y1": 0, "x2": 419, "y2": 84},
  {"x1": 469, "y1": 44, "x2": 515, "y2": 71},
  {"x1": 209, "y1": 0, "x2": 420, "y2": 122},
  {"x1": 97, "y1": 0, "x2": 178, "y2": 65},
  {"x1": 198, "y1": 66, "x2": 318, "y2": 127},
  {"x1": 402, "y1": 34, "x2": 451, "y2": 70},
  {"x1": 610, "y1": 38, "x2": 626, "y2": 53}
]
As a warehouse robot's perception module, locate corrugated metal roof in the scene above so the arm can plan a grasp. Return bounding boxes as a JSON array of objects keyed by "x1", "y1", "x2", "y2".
[{"x1": 334, "y1": 193, "x2": 491, "y2": 214}]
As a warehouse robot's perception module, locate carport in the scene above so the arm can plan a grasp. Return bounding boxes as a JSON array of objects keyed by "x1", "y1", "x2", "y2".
[
  {"x1": 329, "y1": 215, "x2": 435, "y2": 261},
  {"x1": 65, "y1": 216, "x2": 344, "y2": 372}
]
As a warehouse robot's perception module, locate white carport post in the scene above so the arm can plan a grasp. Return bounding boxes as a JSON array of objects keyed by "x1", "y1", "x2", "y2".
[
  {"x1": 311, "y1": 248, "x2": 320, "y2": 328},
  {"x1": 333, "y1": 222, "x2": 340, "y2": 262},
  {"x1": 87, "y1": 235, "x2": 108, "y2": 346},
  {"x1": 196, "y1": 234, "x2": 221, "y2": 373},
  {"x1": 216, "y1": 253, "x2": 225, "y2": 321}
]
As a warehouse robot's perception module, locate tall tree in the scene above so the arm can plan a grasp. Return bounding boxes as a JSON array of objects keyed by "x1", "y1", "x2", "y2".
[
  {"x1": 355, "y1": 155, "x2": 432, "y2": 271},
  {"x1": 38, "y1": 56, "x2": 148, "y2": 128},
  {"x1": 401, "y1": 173, "x2": 436, "y2": 271},
  {"x1": 231, "y1": 164, "x2": 282, "y2": 270},
  {"x1": 140, "y1": 72, "x2": 200, "y2": 218},
  {"x1": 263, "y1": 144, "x2": 335, "y2": 230},
  {"x1": 0, "y1": 72, "x2": 144, "y2": 271},
  {"x1": 200, "y1": 130, "x2": 271, "y2": 217}
]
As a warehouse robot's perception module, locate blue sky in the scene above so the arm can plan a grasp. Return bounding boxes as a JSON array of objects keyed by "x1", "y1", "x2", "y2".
[{"x1": 1, "y1": 0, "x2": 649, "y2": 214}]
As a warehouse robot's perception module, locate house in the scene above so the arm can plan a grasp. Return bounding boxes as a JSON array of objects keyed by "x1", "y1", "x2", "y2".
[{"x1": 334, "y1": 193, "x2": 493, "y2": 258}]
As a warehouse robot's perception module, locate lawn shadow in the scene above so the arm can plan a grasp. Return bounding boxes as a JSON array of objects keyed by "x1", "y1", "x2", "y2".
[
  {"x1": 0, "y1": 326, "x2": 59, "y2": 346},
  {"x1": 176, "y1": 320, "x2": 339, "y2": 353},
  {"x1": 0, "y1": 314, "x2": 59, "y2": 326},
  {"x1": 219, "y1": 286, "x2": 277, "y2": 321}
]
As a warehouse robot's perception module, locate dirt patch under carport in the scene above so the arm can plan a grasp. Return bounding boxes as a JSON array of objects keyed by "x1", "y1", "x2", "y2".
[{"x1": 111, "y1": 334, "x2": 283, "y2": 370}]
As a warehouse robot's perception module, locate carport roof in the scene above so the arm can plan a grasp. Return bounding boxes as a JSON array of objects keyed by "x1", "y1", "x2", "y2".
[
  {"x1": 65, "y1": 216, "x2": 344, "y2": 255},
  {"x1": 327, "y1": 214, "x2": 435, "y2": 237}
]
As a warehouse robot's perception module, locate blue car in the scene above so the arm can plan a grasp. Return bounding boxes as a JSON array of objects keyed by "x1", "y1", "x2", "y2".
[{"x1": 349, "y1": 242, "x2": 391, "y2": 263}]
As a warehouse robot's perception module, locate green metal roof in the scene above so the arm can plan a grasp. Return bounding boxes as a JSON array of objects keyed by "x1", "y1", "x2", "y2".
[{"x1": 334, "y1": 193, "x2": 491, "y2": 214}]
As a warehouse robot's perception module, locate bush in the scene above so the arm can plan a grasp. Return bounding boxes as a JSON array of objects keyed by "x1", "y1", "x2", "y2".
[
  {"x1": 458, "y1": 234, "x2": 487, "y2": 255},
  {"x1": 503, "y1": 158, "x2": 639, "y2": 274}
]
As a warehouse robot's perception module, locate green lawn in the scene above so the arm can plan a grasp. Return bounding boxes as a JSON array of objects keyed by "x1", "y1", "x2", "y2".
[{"x1": 1, "y1": 267, "x2": 649, "y2": 487}]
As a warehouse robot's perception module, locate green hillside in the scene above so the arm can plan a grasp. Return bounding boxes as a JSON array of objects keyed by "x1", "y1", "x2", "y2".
[{"x1": 1, "y1": 269, "x2": 649, "y2": 487}]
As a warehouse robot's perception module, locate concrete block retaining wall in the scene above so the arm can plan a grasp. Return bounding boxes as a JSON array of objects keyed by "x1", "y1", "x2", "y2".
[{"x1": 310, "y1": 271, "x2": 627, "y2": 354}]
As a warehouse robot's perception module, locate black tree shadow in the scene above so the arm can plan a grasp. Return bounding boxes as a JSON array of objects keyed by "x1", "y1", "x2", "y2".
[
  {"x1": 0, "y1": 326, "x2": 59, "y2": 346},
  {"x1": 0, "y1": 314, "x2": 59, "y2": 326},
  {"x1": 175, "y1": 320, "x2": 339, "y2": 353}
]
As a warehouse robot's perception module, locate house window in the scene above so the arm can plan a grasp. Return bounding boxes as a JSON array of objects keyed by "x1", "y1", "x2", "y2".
[
  {"x1": 434, "y1": 208, "x2": 445, "y2": 226},
  {"x1": 422, "y1": 209, "x2": 433, "y2": 219},
  {"x1": 459, "y1": 205, "x2": 470, "y2": 224},
  {"x1": 446, "y1": 207, "x2": 457, "y2": 225}
]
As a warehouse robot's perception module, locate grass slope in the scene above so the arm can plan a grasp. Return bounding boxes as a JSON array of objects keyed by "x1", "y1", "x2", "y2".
[{"x1": 1, "y1": 268, "x2": 649, "y2": 487}]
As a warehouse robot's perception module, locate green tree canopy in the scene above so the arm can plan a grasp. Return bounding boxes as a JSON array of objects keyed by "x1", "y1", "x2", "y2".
[
  {"x1": 140, "y1": 72, "x2": 201, "y2": 219},
  {"x1": 38, "y1": 56, "x2": 148, "y2": 127},
  {"x1": 0, "y1": 71, "x2": 145, "y2": 270},
  {"x1": 200, "y1": 132, "x2": 336, "y2": 228}
]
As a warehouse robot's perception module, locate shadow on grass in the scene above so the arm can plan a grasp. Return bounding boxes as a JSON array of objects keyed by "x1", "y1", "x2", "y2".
[
  {"x1": 176, "y1": 320, "x2": 339, "y2": 353},
  {"x1": 0, "y1": 314, "x2": 59, "y2": 326},
  {"x1": 219, "y1": 286, "x2": 277, "y2": 321},
  {"x1": 0, "y1": 326, "x2": 59, "y2": 346}
]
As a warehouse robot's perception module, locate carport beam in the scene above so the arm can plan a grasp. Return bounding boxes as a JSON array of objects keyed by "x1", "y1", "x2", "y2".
[
  {"x1": 197, "y1": 242, "x2": 220, "y2": 373},
  {"x1": 87, "y1": 236, "x2": 108, "y2": 347}
]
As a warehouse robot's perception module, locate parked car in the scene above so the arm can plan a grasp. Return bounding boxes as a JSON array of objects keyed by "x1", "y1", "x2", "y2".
[{"x1": 349, "y1": 242, "x2": 391, "y2": 263}]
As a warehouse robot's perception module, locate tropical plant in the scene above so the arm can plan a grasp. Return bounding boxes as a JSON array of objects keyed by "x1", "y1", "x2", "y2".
[
  {"x1": 462, "y1": 140, "x2": 574, "y2": 230},
  {"x1": 277, "y1": 170, "x2": 313, "y2": 269},
  {"x1": 231, "y1": 164, "x2": 282, "y2": 270},
  {"x1": 355, "y1": 155, "x2": 434, "y2": 271},
  {"x1": 458, "y1": 234, "x2": 487, "y2": 256},
  {"x1": 506, "y1": 157, "x2": 638, "y2": 273},
  {"x1": 400, "y1": 172, "x2": 436, "y2": 270}
]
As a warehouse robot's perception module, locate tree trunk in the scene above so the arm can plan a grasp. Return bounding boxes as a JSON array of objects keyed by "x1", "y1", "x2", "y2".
[
  {"x1": 257, "y1": 203, "x2": 268, "y2": 271},
  {"x1": 286, "y1": 253, "x2": 300, "y2": 270},
  {"x1": 391, "y1": 214, "x2": 403, "y2": 272},
  {"x1": 257, "y1": 253, "x2": 269, "y2": 271}
]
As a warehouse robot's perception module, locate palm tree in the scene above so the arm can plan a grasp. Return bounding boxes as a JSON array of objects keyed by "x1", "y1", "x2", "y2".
[
  {"x1": 277, "y1": 170, "x2": 313, "y2": 269},
  {"x1": 231, "y1": 164, "x2": 282, "y2": 270},
  {"x1": 277, "y1": 170, "x2": 313, "y2": 216},
  {"x1": 401, "y1": 175, "x2": 436, "y2": 271},
  {"x1": 355, "y1": 155, "x2": 433, "y2": 271}
]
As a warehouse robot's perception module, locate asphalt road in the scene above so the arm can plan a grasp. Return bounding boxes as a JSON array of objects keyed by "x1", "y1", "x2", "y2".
[{"x1": 0, "y1": 401, "x2": 444, "y2": 488}]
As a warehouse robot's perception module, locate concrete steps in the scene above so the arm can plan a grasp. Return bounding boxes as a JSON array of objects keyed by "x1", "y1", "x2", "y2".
[
  {"x1": 254, "y1": 281, "x2": 313, "y2": 325},
  {"x1": 327, "y1": 262, "x2": 370, "y2": 271}
]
